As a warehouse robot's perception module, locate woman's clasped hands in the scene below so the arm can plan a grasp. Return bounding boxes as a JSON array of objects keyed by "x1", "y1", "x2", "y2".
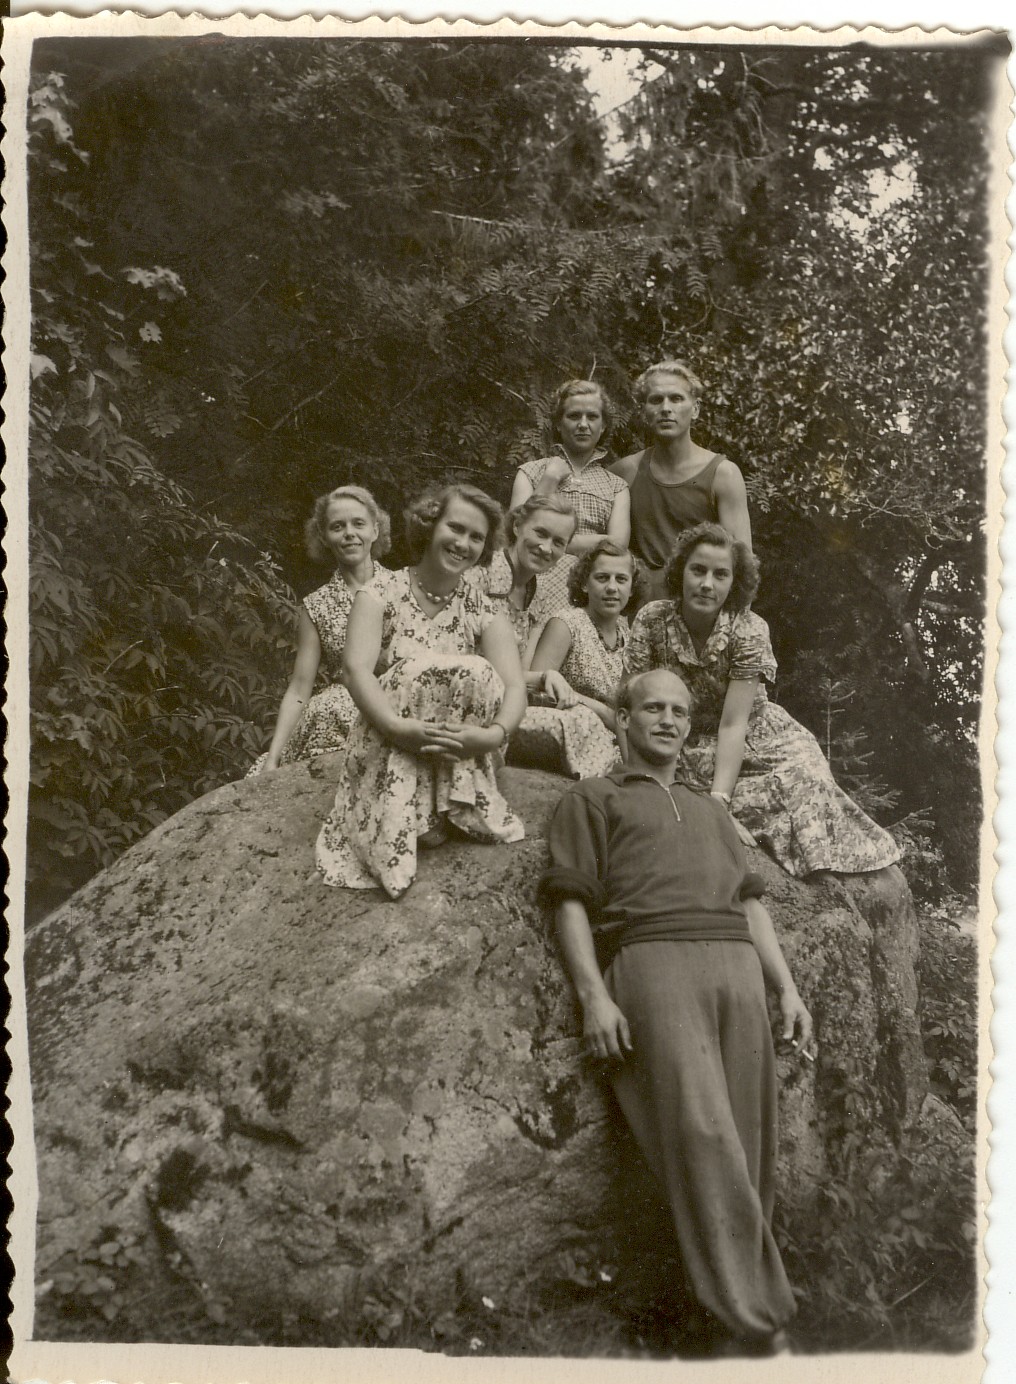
[{"x1": 393, "y1": 718, "x2": 503, "y2": 761}]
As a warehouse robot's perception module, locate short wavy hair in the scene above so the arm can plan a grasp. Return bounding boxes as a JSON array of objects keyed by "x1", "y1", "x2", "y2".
[
  {"x1": 664, "y1": 522, "x2": 759, "y2": 613},
  {"x1": 615, "y1": 668, "x2": 695, "y2": 716},
  {"x1": 567, "y1": 539, "x2": 646, "y2": 613},
  {"x1": 305, "y1": 485, "x2": 392, "y2": 564},
  {"x1": 404, "y1": 484, "x2": 504, "y2": 567},
  {"x1": 549, "y1": 378, "x2": 615, "y2": 447},
  {"x1": 505, "y1": 491, "x2": 577, "y2": 546},
  {"x1": 633, "y1": 359, "x2": 704, "y2": 405}
]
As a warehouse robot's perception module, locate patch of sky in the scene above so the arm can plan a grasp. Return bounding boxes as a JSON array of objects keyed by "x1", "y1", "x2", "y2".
[{"x1": 565, "y1": 45, "x2": 662, "y2": 162}]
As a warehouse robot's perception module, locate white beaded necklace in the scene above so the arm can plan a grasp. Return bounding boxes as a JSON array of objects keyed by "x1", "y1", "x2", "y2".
[{"x1": 413, "y1": 568, "x2": 459, "y2": 605}]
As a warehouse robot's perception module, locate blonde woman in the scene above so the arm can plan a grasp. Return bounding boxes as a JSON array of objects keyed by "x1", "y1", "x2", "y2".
[{"x1": 251, "y1": 485, "x2": 391, "y2": 773}]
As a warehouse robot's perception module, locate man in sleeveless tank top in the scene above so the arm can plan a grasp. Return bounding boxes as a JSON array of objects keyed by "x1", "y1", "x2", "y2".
[{"x1": 611, "y1": 361, "x2": 752, "y2": 605}]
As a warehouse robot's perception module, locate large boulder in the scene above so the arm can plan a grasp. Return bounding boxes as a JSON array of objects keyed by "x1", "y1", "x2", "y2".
[{"x1": 26, "y1": 759, "x2": 955, "y2": 1343}]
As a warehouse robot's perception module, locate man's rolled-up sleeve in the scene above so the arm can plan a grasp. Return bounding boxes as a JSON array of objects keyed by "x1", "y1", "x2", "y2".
[
  {"x1": 538, "y1": 788, "x2": 608, "y2": 915},
  {"x1": 739, "y1": 871, "x2": 766, "y2": 901}
]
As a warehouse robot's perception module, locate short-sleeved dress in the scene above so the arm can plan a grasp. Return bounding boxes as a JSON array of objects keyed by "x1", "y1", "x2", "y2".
[
  {"x1": 477, "y1": 551, "x2": 621, "y2": 780},
  {"x1": 556, "y1": 605, "x2": 629, "y2": 707},
  {"x1": 247, "y1": 567, "x2": 391, "y2": 775},
  {"x1": 624, "y1": 602, "x2": 900, "y2": 877},
  {"x1": 515, "y1": 447, "x2": 626, "y2": 614},
  {"x1": 510, "y1": 605, "x2": 626, "y2": 781},
  {"x1": 315, "y1": 568, "x2": 525, "y2": 898}
]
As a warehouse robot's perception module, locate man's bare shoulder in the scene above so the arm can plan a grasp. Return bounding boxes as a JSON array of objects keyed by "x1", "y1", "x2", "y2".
[
  {"x1": 713, "y1": 455, "x2": 746, "y2": 490},
  {"x1": 609, "y1": 449, "x2": 645, "y2": 486}
]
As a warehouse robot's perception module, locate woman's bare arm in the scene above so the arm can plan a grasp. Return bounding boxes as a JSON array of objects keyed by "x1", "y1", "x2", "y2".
[
  {"x1": 480, "y1": 612, "x2": 528, "y2": 733},
  {"x1": 509, "y1": 469, "x2": 536, "y2": 511},
  {"x1": 712, "y1": 676, "x2": 757, "y2": 799},
  {"x1": 605, "y1": 486, "x2": 631, "y2": 548},
  {"x1": 530, "y1": 615, "x2": 573, "y2": 675},
  {"x1": 264, "y1": 608, "x2": 321, "y2": 769}
]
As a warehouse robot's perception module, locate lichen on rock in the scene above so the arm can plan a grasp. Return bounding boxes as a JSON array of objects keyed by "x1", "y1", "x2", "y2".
[{"x1": 27, "y1": 758, "x2": 967, "y2": 1344}]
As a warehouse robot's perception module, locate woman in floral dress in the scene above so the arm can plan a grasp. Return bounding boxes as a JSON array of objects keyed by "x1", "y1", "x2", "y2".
[
  {"x1": 510, "y1": 379, "x2": 630, "y2": 615},
  {"x1": 518, "y1": 540, "x2": 644, "y2": 779},
  {"x1": 623, "y1": 521, "x2": 900, "y2": 878},
  {"x1": 476, "y1": 496, "x2": 619, "y2": 779},
  {"x1": 316, "y1": 485, "x2": 527, "y2": 899},
  {"x1": 250, "y1": 485, "x2": 392, "y2": 774}
]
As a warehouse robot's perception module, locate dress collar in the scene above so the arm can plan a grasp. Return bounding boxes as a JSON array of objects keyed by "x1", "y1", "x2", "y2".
[
  {"x1": 585, "y1": 607, "x2": 627, "y2": 652},
  {"x1": 551, "y1": 442, "x2": 609, "y2": 474},
  {"x1": 327, "y1": 564, "x2": 374, "y2": 599},
  {"x1": 664, "y1": 604, "x2": 734, "y2": 667}
]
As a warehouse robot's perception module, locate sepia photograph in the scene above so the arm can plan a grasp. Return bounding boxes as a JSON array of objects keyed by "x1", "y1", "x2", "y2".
[{"x1": 2, "y1": 10, "x2": 1009, "y2": 1380}]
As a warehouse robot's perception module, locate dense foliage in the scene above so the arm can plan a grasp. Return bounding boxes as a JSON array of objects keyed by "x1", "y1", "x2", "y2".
[
  {"x1": 26, "y1": 71, "x2": 295, "y2": 917},
  {"x1": 25, "y1": 36, "x2": 1000, "y2": 917}
]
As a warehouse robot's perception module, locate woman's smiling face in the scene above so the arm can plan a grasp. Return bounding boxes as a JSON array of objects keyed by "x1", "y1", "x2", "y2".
[
  {"x1": 512, "y1": 508, "x2": 575, "y2": 577},
  {"x1": 681, "y1": 542, "x2": 734, "y2": 619},
  {"x1": 325, "y1": 497, "x2": 378, "y2": 566},
  {"x1": 429, "y1": 496, "x2": 491, "y2": 575},
  {"x1": 584, "y1": 552, "x2": 633, "y2": 617}
]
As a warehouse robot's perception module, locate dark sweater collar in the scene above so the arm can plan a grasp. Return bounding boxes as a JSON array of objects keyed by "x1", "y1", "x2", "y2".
[{"x1": 606, "y1": 767, "x2": 692, "y2": 789}]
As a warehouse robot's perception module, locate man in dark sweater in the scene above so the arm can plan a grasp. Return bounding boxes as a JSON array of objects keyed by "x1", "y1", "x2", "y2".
[{"x1": 540, "y1": 667, "x2": 811, "y2": 1355}]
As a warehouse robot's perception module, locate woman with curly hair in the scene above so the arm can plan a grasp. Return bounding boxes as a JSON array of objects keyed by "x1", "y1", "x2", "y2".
[
  {"x1": 250, "y1": 485, "x2": 392, "y2": 774},
  {"x1": 624, "y1": 522, "x2": 900, "y2": 878},
  {"x1": 315, "y1": 484, "x2": 526, "y2": 898},
  {"x1": 506, "y1": 540, "x2": 640, "y2": 781},
  {"x1": 510, "y1": 379, "x2": 630, "y2": 615},
  {"x1": 530, "y1": 539, "x2": 645, "y2": 733}
]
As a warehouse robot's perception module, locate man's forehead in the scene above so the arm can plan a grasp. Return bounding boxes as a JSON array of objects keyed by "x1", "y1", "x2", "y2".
[
  {"x1": 645, "y1": 372, "x2": 689, "y2": 393},
  {"x1": 631, "y1": 670, "x2": 691, "y2": 704}
]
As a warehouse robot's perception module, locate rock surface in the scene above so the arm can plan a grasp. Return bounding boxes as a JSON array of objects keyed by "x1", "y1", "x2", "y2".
[{"x1": 27, "y1": 759, "x2": 952, "y2": 1341}]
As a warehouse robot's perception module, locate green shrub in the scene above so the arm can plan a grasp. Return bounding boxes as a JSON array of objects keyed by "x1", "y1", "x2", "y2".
[
  {"x1": 775, "y1": 1139, "x2": 976, "y2": 1352},
  {"x1": 26, "y1": 72, "x2": 295, "y2": 919},
  {"x1": 917, "y1": 908, "x2": 978, "y2": 1127}
]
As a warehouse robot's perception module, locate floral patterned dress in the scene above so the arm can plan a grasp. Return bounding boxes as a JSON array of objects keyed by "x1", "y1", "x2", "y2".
[
  {"x1": 471, "y1": 549, "x2": 551, "y2": 655},
  {"x1": 477, "y1": 553, "x2": 621, "y2": 780},
  {"x1": 624, "y1": 602, "x2": 900, "y2": 878},
  {"x1": 248, "y1": 568, "x2": 391, "y2": 775},
  {"x1": 315, "y1": 568, "x2": 525, "y2": 898},
  {"x1": 556, "y1": 606, "x2": 629, "y2": 707},
  {"x1": 515, "y1": 447, "x2": 626, "y2": 614},
  {"x1": 514, "y1": 606, "x2": 626, "y2": 780}
]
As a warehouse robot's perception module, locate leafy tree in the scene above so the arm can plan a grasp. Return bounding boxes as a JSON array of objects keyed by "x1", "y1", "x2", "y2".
[
  {"x1": 26, "y1": 36, "x2": 998, "y2": 910},
  {"x1": 603, "y1": 42, "x2": 995, "y2": 890},
  {"x1": 27, "y1": 70, "x2": 295, "y2": 919}
]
